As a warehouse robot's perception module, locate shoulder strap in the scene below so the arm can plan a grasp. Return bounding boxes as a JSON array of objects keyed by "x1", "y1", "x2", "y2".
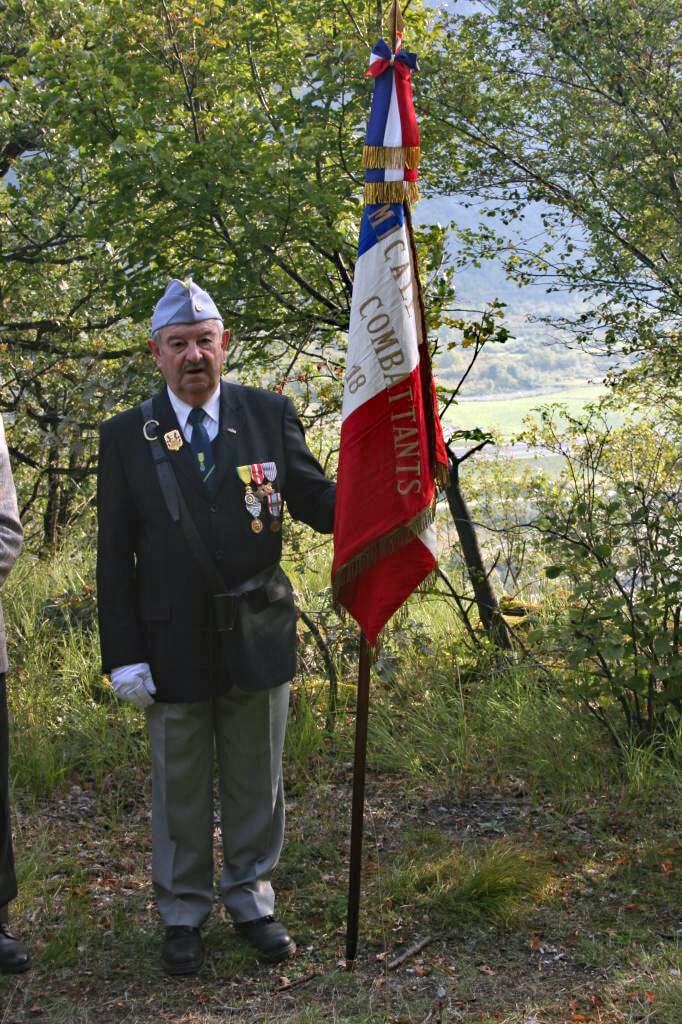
[{"x1": 139, "y1": 399, "x2": 228, "y2": 595}]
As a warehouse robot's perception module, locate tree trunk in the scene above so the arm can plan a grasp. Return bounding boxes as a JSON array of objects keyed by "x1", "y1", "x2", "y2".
[{"x1": 445, "y1": 456, "x2": 512, "y2": 650}]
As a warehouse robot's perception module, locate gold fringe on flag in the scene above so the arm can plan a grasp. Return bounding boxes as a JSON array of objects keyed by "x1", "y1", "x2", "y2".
[
  {"x1": 362, "y1": 144, "x2": 420, "y2": 170},
  {"x1": 332, "y1": 500, "x2": 436, "y2": 604},
  {"x1": 363, "y1": 180, "x2": 420, "y2": 206},
  {"x1": 334, "y1": 558, "x2": 441, "y2": 663}
]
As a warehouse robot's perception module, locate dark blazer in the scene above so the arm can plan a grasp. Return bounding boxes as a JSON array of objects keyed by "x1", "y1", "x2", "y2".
[{"x1": 96, "y1": 381, "x2": 335, "y2": 702}]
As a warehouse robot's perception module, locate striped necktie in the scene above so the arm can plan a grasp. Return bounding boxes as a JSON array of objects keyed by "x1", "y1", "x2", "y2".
[{"x1": 188, "y1": 407, "x2": 216, "y2": 494}]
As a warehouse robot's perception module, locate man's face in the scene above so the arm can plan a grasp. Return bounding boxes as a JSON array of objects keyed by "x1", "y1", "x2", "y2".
[{"x1": 148, "y1": 320, "x2": 230, "y2": 406}]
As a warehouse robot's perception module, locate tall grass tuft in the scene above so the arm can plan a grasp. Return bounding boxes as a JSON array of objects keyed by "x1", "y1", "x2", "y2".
[
  {"x1": 5, "y1": 546, "x2": 148, "y2": 804},
  {"x1": 384, "y1": 836, "x2": 551, "y2": 927}
]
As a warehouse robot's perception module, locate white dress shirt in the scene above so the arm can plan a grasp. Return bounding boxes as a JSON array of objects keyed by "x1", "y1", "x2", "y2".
[{"x1": 166, "y1": 383, "x2": 221, "y2": 443}]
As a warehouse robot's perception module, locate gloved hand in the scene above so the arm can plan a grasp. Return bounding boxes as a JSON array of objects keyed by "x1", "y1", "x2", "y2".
[{"x1": 110, "y1": 662, "x2": 156, "y2": 708}]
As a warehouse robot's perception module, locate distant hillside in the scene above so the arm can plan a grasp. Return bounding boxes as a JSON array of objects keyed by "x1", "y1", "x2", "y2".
[
  {"x1": 435, "y1": 332, "x2": 612, "y2": 398},
  {"x1": 416, "y1": 197, "x2": 619, "y2": 397}
]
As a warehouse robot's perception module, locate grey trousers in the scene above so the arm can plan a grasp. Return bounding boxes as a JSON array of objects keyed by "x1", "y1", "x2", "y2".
[{"x1": 145, "y1": 683, "x2": 289, "y2": 927}]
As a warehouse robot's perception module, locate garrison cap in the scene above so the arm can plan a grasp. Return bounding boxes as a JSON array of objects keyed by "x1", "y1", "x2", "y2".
[{"x1": 151, "y1": 278, "x2": 223, "y2": 334}]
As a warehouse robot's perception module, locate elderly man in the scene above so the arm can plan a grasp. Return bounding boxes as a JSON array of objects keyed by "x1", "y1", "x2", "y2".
[
  {"x1": 97, "y1": 279, "x2": 335, "y2": 975},
  {"x1": 0, "y1": 414, "x2": 29, "y2": 973}
]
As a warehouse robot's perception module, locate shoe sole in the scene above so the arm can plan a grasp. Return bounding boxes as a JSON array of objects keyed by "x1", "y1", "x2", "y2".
[
  {"x1": 256, "y1": 940, "x2": 297, "y2": 964},
  {"x1": 161, "y1": 956, "x2": 204, "y2": 977}
]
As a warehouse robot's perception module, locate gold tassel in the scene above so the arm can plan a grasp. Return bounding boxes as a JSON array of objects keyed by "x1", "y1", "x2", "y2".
[
  {"x1": 363, "y1": 180, "x2": 420, "y2": 206},
  {"x1": 333, "y1": 502, "x2": 437, "y2": 600},
  {"x1": 362, "y1": 145, "x2": 421, "y2": 170},
  {"x1": 436, "y1": 463, "x2": 450, "y2": 490}
]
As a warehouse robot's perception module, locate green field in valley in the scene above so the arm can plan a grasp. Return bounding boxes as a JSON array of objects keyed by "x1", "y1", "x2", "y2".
[{"x1": 444, "y1": 383, "x2": 610, "y2": 438}]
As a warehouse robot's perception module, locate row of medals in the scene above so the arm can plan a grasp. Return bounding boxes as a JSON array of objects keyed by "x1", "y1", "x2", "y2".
[{"x1": 245, "y1": 482, "x2": 281, "y2": 534}]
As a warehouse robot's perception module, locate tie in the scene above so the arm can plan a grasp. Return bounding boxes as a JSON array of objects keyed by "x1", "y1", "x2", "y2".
[{"x1": 188, "y1": 407, "x2": 216, "y2": 494}]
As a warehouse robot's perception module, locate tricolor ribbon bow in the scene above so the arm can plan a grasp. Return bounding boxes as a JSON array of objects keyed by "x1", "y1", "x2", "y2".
[{"x1": 365, "y1": 39, "x2": 418, "y2": 79}]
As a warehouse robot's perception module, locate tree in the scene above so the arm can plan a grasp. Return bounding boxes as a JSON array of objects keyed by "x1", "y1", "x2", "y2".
[
  {"x1": 0, "y1": 0, "x2": 454, "y2": 545},
  {"x1": 522, "y1": 404, "x2": 682, "y2": 747},
  {"x1": 421, "y1": 0, "x2": 682, "y2": 386}
]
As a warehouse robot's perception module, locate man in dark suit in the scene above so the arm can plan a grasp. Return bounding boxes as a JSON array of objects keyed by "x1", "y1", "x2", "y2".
[{"x1": 97, "y1": 279, "x2": 335, "y2": 975}]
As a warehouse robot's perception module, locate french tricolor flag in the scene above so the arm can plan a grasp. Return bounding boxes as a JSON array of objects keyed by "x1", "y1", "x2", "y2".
[{"x1": 332, "y1": 37, "x2": 448, "y2": 646}]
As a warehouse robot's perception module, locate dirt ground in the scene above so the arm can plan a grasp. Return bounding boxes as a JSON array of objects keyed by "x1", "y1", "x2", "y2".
[{"x1": 1, "y1": 767, "x2": 680, "y2": 1024}]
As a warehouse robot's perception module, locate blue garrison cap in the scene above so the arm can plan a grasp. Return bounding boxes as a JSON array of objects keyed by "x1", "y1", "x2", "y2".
[{"x1": 151, "y1": 278, "x2": 223, "y2": 334}]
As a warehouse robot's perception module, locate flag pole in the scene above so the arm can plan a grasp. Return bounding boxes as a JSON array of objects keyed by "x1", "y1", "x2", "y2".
[
  {"x1": 345, "y1": 632, "x2": 371, "y2": 962},
  {"x1": 344, "y1": 0, "x2": 409, "y2": 965}
]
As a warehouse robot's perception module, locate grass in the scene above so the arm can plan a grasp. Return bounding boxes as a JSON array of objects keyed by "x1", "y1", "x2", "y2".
[
  {"x1": 443, "y1": 383, "x2": 613, "y2": 438},
  {"x1": 1, "y1": 545, "x2": 681, "y2": 1022}
]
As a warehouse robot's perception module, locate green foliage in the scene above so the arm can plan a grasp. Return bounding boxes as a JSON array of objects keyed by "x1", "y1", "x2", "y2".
[
  {"x1": 6, "y1": 546, "x2": 148, "y2": 802},
  {"x1": 0, "y1": 0, "x2": 455, "y2": 546},
  {"x1": 522, "y1": 404, "x2": 682, "y2": 746},
  {"x1": 426, "y1": 0, "x2": 682, "y2": 385}
]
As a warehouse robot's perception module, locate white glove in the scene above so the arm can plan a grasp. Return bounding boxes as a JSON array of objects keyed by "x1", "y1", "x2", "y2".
[{"x1": 110, "y1": 662, "x2": 156, "y2": 709}]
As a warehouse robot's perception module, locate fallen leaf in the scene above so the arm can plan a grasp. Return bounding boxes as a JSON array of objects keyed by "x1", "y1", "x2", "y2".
[
  {"x1": 415, "y1": 964, "x2": 432, "y2": 976},
  {"x1": 644, "y1": 992, "x2": 656, "y2": 1003},
  {"x1": 478, "y1": 964, "x2": 496, "y2": 976},
  {"x1": 660, "y1": 860, "x2": 673, "y2": 874},
  {"x1": 277, "y1": 976, "x2": 292, "y2": 989},
  {"x1": 375, "y1": 951, "x2": 388, "y2": 961}
]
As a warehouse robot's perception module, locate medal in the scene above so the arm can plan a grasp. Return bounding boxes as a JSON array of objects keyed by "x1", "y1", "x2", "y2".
[
  {"x1": 267, "y1": 491, "x2": 282, "y2": 533},
  {"x1": 236, "y1": 465, "x2": 251, "y2": 485},
  {"x1": 245, "y1": 493, "x2": 263, "y2": 534},
  {"x1": 250, "y1": 463, "x2": 265, "y2": 485},
  {"x1": 263, "y1": 461, "x2": 277, "y2": 482},
  {"x1": 164, "y1": 429, "x2": 183, "y2": 452}
]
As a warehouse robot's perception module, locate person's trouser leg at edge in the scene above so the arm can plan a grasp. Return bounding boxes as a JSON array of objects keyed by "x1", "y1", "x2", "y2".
[{"x1": 0, "y1": 673, "x2": 29, "y2": 974}]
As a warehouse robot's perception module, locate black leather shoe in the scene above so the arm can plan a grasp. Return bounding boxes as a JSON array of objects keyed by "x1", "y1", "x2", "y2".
[
  {"x1": 235, "y1": 916, "x2": 296, "y2": 963},
  {"x1": 161, "y1": 926, "x2": 203, "y2": 976},
  {"x1": 0, "y1": 923, "x2": 30, "y2": 974}
]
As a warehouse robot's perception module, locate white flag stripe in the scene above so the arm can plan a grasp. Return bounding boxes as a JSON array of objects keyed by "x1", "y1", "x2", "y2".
[
  {"x1": 417, "y1": 522, "x2": 438, "y2": 560},
  {"x1": 383, "y1": 79, "x2": 402, "y2": 147},
  {"x1": 343, "y1": 221, "x2": 420, "y2": 420}
]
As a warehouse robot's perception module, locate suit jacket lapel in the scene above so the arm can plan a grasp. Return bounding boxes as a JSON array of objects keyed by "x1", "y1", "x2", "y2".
[
  {"x1": 152, "y1": 388, "x2": 206, "y2": 500},
  {"x1": 212, "y1": 380, "x2": 243, "y2": 496}
]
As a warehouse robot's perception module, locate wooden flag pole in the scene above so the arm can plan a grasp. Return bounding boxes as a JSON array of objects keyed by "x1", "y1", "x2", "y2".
[
  {"x1": 345, "y1": 633, "x2": 372, "y2": 962},
  {"x1": 345, "y1": 0, "x2": 406, "y2": 967},
  {"x1": 387, "y1": 0, "x2": 403, "y2": 51}
]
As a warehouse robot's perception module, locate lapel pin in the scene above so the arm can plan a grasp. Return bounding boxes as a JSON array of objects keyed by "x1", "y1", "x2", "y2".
[{"x1": 164, "y1": 429, "x2": 184, "y2": 451}]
